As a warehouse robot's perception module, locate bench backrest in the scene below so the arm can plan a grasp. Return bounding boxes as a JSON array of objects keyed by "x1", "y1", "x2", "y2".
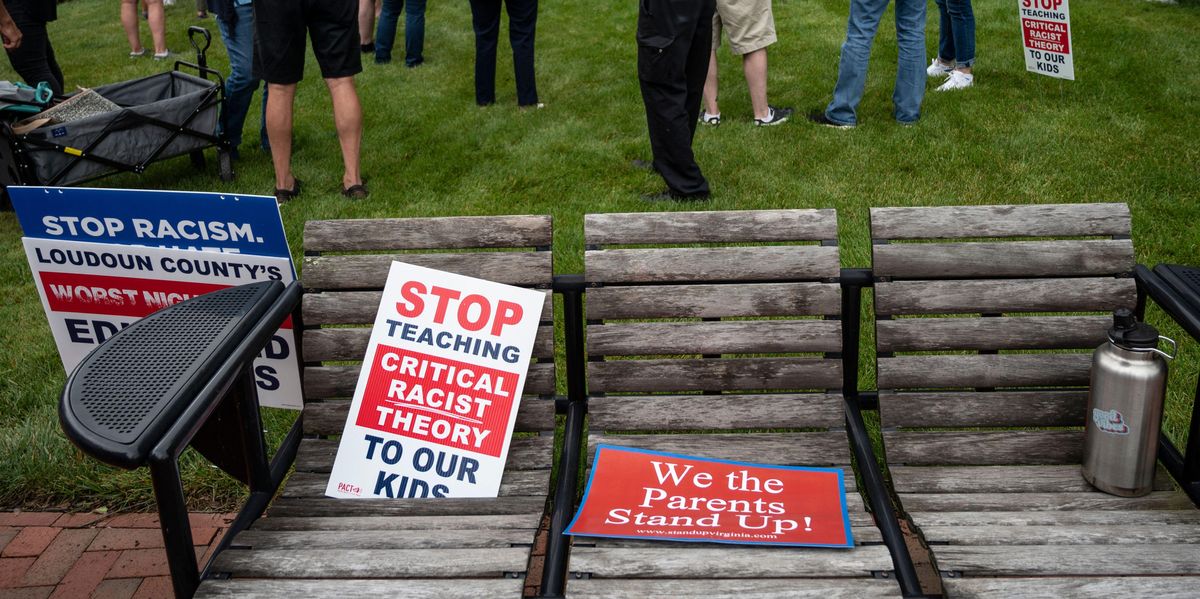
[
  {"x1": 871, "y1": 203, "x2": 1136, "y2": 466},
  {"x1": 583, "y1": 209, "x2": 848, "y2": 464},
  {"x1": 299, "y1": 216, "x2": 557, "y2": 437}
]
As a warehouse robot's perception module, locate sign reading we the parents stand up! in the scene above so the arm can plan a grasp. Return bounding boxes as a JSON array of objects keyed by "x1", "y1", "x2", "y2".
[
  {"x1": 566, "y1": 446, "x2": 854, "y2": 548},
  {"x1": 326, "y1": 261, "x2": 546, "y2": 499}
]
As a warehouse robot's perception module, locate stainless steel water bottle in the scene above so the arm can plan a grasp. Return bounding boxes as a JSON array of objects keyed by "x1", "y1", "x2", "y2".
[{"x1": 1082, "y1": 309, "x2": 1176, "y2": 497}]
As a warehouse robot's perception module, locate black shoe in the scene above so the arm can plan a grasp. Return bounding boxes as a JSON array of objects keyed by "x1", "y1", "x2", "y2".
[
  {"x1": 342, "y1": 182, "x2": 369, "y2": 200},
  {"x1": 361, "y1": 43, "x2": 376, "y2": 54},
  {"x1": 642, "y1": 189, "x2": 710, "y2": 202},
  {"x1": 754, "y1": 105, "x2": 794, "y2": 126},
  {"x1": 806, "y1": 111, "x2": 855, "y2": 129},
  {"x1": 274, "y1": 178, "x2": 302, "y2": 204}
]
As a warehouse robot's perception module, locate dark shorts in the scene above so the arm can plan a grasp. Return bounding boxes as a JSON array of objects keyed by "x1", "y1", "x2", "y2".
[{"x1": 253, "y1": 0, "x2": 362, "y2": 84}]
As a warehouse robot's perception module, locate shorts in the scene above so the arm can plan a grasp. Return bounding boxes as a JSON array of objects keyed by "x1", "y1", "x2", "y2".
[
  {"x1": 253, "y1": 0, "x2": 362, "y2": 84},
  {"x1": 711, "y1": 0, "x2": 776, "y2": 56}
]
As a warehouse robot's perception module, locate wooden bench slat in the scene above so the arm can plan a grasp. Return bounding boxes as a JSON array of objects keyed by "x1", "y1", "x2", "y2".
[
  {"x1": 584, "y1": 209, "x2": 838, "y2": 246},
  {"x1": 302, "y1": 397, "x2": 556, "y2": 435},
  {"x1": 587, "y1": 321, "x2": 841, "y2": 356},
  {"x1": 302, "y1": 324, "x2": 555, "y2": 362},
  {"x1": 266, "y1": 496, "x2": 548, "y2": 518},
  {"x1": 876, "y1": 316, "x2": 1111, "y2": 353},
  {"x1": 230, "y1": 529, "x2": 537, "y2": 550},
  {"x1": 931, "y1": 544, "x2": 1200, "y2": 576},
  {"x1": 883, "y1": 431, "x2": 1083, "y2": 466},
  {"x1": 877, "y1": 353, "x2": 1091, "y2": 390},
  {"x1": 898, "y1": 491, "x2": 1192, "y2": 512},
  {"x1": 302, "y1": 289, "x2": 554, "y2": 325},
  {"x1": 878, "y1": 390, "x2": 1088, "y2": 428},
  {"x1": 586, "y1": 283, "x2": 841, "y2": 320},
  {"x1": 874, "y1": 277, "x2": 1136, "y2": 316},
  {"x1": 588, "y1": 358, "x2": 842, "y2": 394},
  {"x1": 919, "y1": 524, "x2": 1200, "y2": 546},
  {"x1": 588, "y1": 394, "x2": 845, "y2": 430},
  {"x1": 943, "y1": 577, "x2": 1200, "y2": 598},
  {"x1": 889, "y1": 465, "x2": 1174, "y2": 494},
  {"x1": 295, "y1": 437, "x2": 554, "y2": 473},
  {"x1": 249, "y1": 514, "x2": 544, "y2": 531},
  {"x1": 566, "y1": 578, "x2": 902, "y2": 598},
  {"x1": 568, "y1": 546, "x2": 895, "y2": 578},
  {"x1": 588, "y1": 433, "x2": 852, "y2": 467},
  {"x1": 303, "y1": 253, "x2": 552, "y2": 289},
  {"x1": 909, "y1": 510, "x2": 1200, "y2": 527},
  {"x1": 282, "y1": 470, "x2": 551, "y2": 499},
  {"x1": 304, "y1": 362, "x2": 556, "y2": 398},
  {"x1": 869, "y1": 203, "x2": 1131, "y2": 240},
  {"x1": 197, "y1": 579, "x2": 526, "y2": 599},
  {"x1": 873, "y1": 240, "x2": 1133, "y2": 279},
  {"x1": 304, "y1": 215, "x2": 553, "y2": 252},
  {"x1": 211, "y1": 547, "x2": 531, "y2": 578},
  {"x1": 585, "y1": 247, "x2": 840, "y2": 284}
]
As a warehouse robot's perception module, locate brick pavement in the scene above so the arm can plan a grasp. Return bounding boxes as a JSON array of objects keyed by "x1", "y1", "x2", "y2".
[{"x1": 0, "y1": 511, "x2": 234, "y2": 599}]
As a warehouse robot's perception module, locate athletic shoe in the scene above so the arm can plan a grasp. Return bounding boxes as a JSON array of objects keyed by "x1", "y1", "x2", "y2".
[
  {"x1": 937, "y1": 70, "x2": 974, "y2": 91},
  {"x1": 806, "y1": 111, "x2": 855, "y2": 129},
  {"x1": 129, "y1": 49, "x2": 146, "y2": 58},
  {"x1": 698, "y1": 111, "x2": 721, "y2": 126},
  {"x1": 152, "y1": 50, "x2": 172, "y2": 61},
  {"x1": 642, "y1": 189, "x2": 710, "y2": 202},
  {"x1": 927, "y1": 58, "x2": 954, "y2": 78},
  {"x1": 754, "y1": 106, "x2": 793, "y2": 126}
]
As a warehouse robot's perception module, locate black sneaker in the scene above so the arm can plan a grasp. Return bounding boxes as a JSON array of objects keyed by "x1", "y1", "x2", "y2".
[
  {"x1": 754, "y1": 106, "x2": 793, "y2": 126},
  {"x1": 642, "y1": 189, "x2": 710, "y2": 202},
  {"x1": 806, "y1": 111, "x2": 855, "y2": 129}
]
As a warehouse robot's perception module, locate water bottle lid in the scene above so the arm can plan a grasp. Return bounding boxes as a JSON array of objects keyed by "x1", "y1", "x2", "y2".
[{"x1": 1109, "y1": 308, "x2": 1160, "y2": 350}]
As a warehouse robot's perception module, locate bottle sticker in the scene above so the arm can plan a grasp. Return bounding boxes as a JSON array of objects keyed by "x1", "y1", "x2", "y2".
[{"x1": 1093, "y1": 408, "x2": 1130, "y2": 435}]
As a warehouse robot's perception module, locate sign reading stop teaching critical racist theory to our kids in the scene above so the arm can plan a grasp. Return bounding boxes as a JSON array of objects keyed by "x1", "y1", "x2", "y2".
[
  {"x1": 565, "y1": 446, "x2": 855, "y2": 548},
  {"x1": 1019, "y1": 0, "x2": 1074, "y2": 80},
  {"x1": 325, "y1": 261, "x2": 546, "y2": 499},
  {"x1": 10, "y1": 186, "x2": 302, "y2": 410}
]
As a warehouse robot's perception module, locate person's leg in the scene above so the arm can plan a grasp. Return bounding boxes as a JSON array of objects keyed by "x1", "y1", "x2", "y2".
[
  {"x1": 195, "y1": 0, "x2": 207, "y2": 17},
  {"x1": 404, "y1": 0, "x2": 426, "y2": 66},
  {"x1": 702, "y1": 49, "x2": 719, "y2": 116},
  {"x1": 358, "y1": 0, "x2": 375, "y2": 47},
  {"x1": 742, "y1": 48, "x2": 769, "y2": 120},
  {"x1": 684, "y1": 4, "x2": 712, "y2": 138},
  {"x1": 374, "y1": 0, "x2": 400, "y2": 63},
  {"x1": 893, "y1": 0, "x2": 927, "y2": 122},
  {"x1": 120, "y1": 0, "x2": 144, "y2": 54},
  {"x1": 326, "y1": 76, "x2": 363, "y2": 188},
  {"x1": 934, "y1": 0, "x2": 954, "y2": 66},
  {"x1": 214, "y1": 4, "x2": 259, "y2": 152},
  {"x1": 824, "y1": 0, "x2": 888, "y2": 125},
  {"x1": 5, "y1": 19, "x2": 62, "y2": 95},
  {"x1": 947, "y1": 0, "x2": 974, "y2": 73},
  {"x1": 505, "y1": 0, "x2": 539, "y2": 106},
  {"x1": 145, "y1": 0, "x2": 167, "y2": 54},
  {"x1": 468, "y1": 0, "x2": 501, "y2": 105},
  {"x1": 265, "y1": 83, "x2": 297, "y2": 189}
]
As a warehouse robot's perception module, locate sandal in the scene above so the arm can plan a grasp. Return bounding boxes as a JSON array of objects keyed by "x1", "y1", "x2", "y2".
[
  {"x1": 274, "y1": 178, "x2": 302, "y2": 204},
  {"x1": 341, "y1": 182, "x2": 369, "y2": 200}
]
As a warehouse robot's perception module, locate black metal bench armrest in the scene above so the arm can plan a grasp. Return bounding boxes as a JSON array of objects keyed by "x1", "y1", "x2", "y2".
[{"x1": 59, "y1": 280, "x2": 292, "y2": 469}]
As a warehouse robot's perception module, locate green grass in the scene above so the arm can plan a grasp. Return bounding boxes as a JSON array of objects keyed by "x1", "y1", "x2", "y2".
[{"x1": 0, "y1": 0, "x2": 1198, "y2": 510}]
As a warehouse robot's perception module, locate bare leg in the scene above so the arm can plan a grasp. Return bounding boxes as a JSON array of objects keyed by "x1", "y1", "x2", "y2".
[
  {"x1": 956, "y1": 66, "x2": 973, "y2": 75},
  {"x1": 742, "y1": 48, "x2": 769, "y2": 120},
  {"x1": 326, "y1": 76, "x2": 363, "y2": 188},
  {"x1": 120, "y1": 0, "x2": 143, "y2": 53},
  {"x1": 265, "y1": 83, "x2": 297, "y2": 190},
  {"x1": 702, "y1": 49, "x2": 719, "y2": 116},
  {"x1": 358, "y1": 0, "x2": 374, "y2": 45},
  {"x1": 145, "y1": 0, "x2": 167, "y2": 54}
]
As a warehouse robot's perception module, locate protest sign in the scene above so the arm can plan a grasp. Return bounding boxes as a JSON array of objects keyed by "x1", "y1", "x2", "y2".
[
  {"x1": 565, "y1": 446, "x2": 854, "y2": 548},
  {"x1": 1020, "y1": 0, "x2": 1074, "y2": 80},
  {"x1": 23, "y1": 238, "x2": 302, "y2": 410},
  {"x1": 325, "y1": 261, "x2": 546, "y2": 499},
  {"x1": 12, "y1": 186, "x2": 301, "y2": 410}
]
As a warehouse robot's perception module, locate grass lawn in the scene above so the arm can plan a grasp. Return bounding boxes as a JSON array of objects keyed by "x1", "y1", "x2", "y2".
[{"x1": 0, "y1": 0, "x2": 1197, "y2": 511}]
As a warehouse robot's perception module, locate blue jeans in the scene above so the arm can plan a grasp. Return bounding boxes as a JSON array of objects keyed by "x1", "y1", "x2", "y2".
[
  {"x1": 214, "y1": 3, "x2": 267, "y2": 152},
  {"x1": 935, "y1": 0, "x2": 975, "y2": 67},
  {"x1": 825, "y1": 0, "x2": 925, "y2": 125},
  {"x1": 375, "y1": 0, "x2": 426, "y2": 66}
]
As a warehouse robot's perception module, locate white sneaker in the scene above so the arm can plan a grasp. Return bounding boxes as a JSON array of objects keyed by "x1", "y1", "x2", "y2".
[
  {"x1": 937, "y1": 70, "x2": 974, "y2": 91},
  {"x1": 927, "y1": 58, "x2": 954, "y2": 78},
  {"x1": 698, "y1": 111, "x2": 720, "y2": 126}
]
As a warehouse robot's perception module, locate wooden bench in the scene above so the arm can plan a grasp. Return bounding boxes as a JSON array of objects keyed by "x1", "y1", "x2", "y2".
[
  {"x1": 871, "y1": 203, "x2": 1200, "y2": 597},
  {"x1": 566, "y1": 209, "x2": 906, "y2": 597},
  {"x1": 196, "y1": 216, "x2": 560, "y2": 598}
]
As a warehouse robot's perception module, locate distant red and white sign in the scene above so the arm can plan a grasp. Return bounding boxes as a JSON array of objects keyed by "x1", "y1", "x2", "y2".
[
  {"x1": 1020, "y1": 0, "x2": 1074, "y2": 80},
  {"x1": 565, "y1": 446, "x2": 855, "y2": 548},
  {"x1": 325, "y1": 262, "x2": 546, "y2": 499}
]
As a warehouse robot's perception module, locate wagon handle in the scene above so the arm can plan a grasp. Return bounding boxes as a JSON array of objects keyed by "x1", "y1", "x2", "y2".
[{"x1": 188, "y1": 26, "x2": 212, "y2": 70}]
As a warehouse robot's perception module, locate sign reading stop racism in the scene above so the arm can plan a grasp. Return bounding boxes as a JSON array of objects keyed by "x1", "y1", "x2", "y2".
[{"x1": 1020, "y1": 0, "x2": 1074, "y2": 80}]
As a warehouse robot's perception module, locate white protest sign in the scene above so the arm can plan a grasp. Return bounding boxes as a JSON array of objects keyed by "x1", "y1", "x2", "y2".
[
  {"x1": 23, "y1": 238, "x2": 302, "y2": 410},
  {"x1": 1020, "y1": 0, "x2": 1074, "y2": 80},
  {"x1": 325, "y1": 262, "x2": 546, "y2": 499}
]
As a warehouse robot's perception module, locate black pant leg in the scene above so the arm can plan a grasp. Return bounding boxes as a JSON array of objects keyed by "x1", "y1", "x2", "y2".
[
  {"x1": 468, "y1": 0, "x2": 502, "y2": 105},
  {"x1": 504, "y1": 0, "x2": 538, "y2": 105},
  {"x1": 5, "y1": 20, "x2": 62, "y2": 96},
  {"x1": 684, "y1": 0, "x2": 715, "y2": 139}
]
